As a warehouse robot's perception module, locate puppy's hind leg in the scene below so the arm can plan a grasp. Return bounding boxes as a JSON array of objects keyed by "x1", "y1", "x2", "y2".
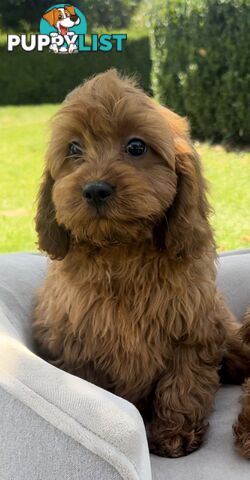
[
  {"x1": 233, "y1": 378, "x2": 250, "y2": 458},
  {"x1": 233, "y1": 312, "x2": 250, "y2": 458}
]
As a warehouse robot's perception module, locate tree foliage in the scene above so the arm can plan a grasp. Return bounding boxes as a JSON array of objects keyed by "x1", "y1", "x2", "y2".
[
  {"x1": 149, "y1": 0, "x2": 250, "y2": 144},
  {"x1": 0, "y1": 0, "x2": 141, "y2": 31}
]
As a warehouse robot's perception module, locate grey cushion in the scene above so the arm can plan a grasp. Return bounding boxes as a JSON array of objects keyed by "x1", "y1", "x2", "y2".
[
  {"x1": 0, "y1": 250, "x2": 249, "y2": 480},
  {"x1": 217, "y1": 250, "x2": 250, "y2": 320},
  {"x1": 1, "y1": 389, "x2": 122, "y2": 480}
]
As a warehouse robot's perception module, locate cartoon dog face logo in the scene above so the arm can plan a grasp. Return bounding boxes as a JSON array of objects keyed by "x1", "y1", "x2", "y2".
[{"x1": 43, "y1": 5, "x2": 81, "y2": 53}]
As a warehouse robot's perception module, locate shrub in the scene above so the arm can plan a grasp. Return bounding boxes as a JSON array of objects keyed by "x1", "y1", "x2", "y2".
[
  {"x1": 149, "y1": 0, "x2": 250, "y2": 144},
  {"x1": 0, "y1": 0, "x2": 141, "y2": 31},
  {"x1": 0, "y1": 35, "x2": 151, "y2": 104}
]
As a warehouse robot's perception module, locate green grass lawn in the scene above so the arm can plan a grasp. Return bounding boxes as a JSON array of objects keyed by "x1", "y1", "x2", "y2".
[{"x1": 0, "y1": 105, "x2": 249, "y2": 253}]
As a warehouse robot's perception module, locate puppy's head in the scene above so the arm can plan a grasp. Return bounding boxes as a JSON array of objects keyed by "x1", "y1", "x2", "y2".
[
  {"x1": 36, "y1": 69, "x2": 212, "y2": 260},
  {"x1": 43, "y1": 6, "x2": 79, "y2": 29}
]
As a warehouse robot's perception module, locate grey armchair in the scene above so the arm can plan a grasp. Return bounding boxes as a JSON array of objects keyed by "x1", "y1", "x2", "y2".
[{"x1": 0, "y1": 250, "x2": 249, "y2": 480}]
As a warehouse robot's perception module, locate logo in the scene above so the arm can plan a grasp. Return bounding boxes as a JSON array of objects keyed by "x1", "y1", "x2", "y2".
[
  {"x1": 7, "y1": 3, "x2": 127, "y2": 54},
  {"x1": 40, "y1": 4, "x2": 86, "y2": 54}
]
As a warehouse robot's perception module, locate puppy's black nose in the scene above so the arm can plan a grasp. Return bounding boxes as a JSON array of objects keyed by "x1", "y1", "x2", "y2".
[{"x1": 83, "y1": 181, "x2": 113, "y2": 207}]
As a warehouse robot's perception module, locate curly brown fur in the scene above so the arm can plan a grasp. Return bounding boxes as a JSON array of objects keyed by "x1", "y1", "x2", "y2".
[
  {"x1": 233, "y1": 312, "x2": 250, "y2": 458},
  {"x1": 33, "y1": 69, "x2": 248, "y2": 458}
]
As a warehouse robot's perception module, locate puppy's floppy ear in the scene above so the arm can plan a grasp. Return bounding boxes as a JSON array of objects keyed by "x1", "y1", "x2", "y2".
[
  {"x1": 35, "y1": 170, "x2": 70, "y2": 260},
  {"x1": 154, "y1": 106, "x2": 214, "y2": 260},
  {"x1": 65, "y1": 5, "x2": 76, "y2": 15},
  {"x1": 43, "y1": 9, "x2": 56, "y2": 26}
]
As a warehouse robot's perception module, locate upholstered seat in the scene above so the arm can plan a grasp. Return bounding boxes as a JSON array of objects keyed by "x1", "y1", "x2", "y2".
[{"x1": 0, "y1": 251, "x2": 249, "y2": 480}]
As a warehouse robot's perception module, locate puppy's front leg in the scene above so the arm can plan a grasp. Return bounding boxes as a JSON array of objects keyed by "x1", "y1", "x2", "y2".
[{"x1": 148, "y1": 346, "x2": 219, "y2": 457}]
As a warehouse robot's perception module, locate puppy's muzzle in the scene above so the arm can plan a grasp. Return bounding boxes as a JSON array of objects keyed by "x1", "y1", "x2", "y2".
[{"x1": 83, "y1": 181, "x2": 114, "y2": 208}]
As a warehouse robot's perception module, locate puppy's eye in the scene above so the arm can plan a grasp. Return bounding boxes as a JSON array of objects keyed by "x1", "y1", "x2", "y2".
[
  {"x1": 68, "y1": 141, "x2": 82, "y2": 158},
  {"x1": 125, "y1": 138, "x2": 147, "y2": 157}
]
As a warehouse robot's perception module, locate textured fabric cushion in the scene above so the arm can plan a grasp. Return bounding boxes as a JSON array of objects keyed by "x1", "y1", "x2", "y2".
[
  {"x1": 0, "y1": 251, "x2": 249, "y2": 480},
  {"x1": 217, "y1": 250, "x2": 250, "y2": 320},
  {"x1": 0, "y1": 253, "x2": 151, "y2": 480},
  {"x1": 1, "y1": 389, "x2": 122, "y2": 480}
]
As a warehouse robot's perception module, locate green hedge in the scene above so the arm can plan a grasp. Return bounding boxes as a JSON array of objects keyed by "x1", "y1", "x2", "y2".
[
  {"x1": 0, "y1": 35, "x2": 151, "y2": 104},
  {"x1": 149, "y1": 0, "x2": 250, "y2": 144}
]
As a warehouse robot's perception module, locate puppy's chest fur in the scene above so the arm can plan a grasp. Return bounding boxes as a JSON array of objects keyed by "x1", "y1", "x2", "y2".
[{"x1": 35, "y1": 247, "x2": 214, "y2": 402}]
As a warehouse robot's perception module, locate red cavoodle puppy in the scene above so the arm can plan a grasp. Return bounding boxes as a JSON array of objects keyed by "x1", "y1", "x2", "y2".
[{"x1": 33, "y1": 69, "x2": 250, "y2": 458}]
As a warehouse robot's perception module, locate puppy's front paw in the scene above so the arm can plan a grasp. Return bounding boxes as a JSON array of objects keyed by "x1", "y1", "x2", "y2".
[
  {"x1": 50, "y1": 44, "x2": 59, "y2": 54},
  {"x1": 68, "y1": 44, "x2": 77, "y2": 54},
  {"x1": 149, "y1": 422, "x2": 208, "y2": 458}
]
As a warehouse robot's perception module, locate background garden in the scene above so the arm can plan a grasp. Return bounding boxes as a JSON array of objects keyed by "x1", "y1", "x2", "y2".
[{"x1": 0, "y1": 0, "x2": 249, "y2": 253}]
